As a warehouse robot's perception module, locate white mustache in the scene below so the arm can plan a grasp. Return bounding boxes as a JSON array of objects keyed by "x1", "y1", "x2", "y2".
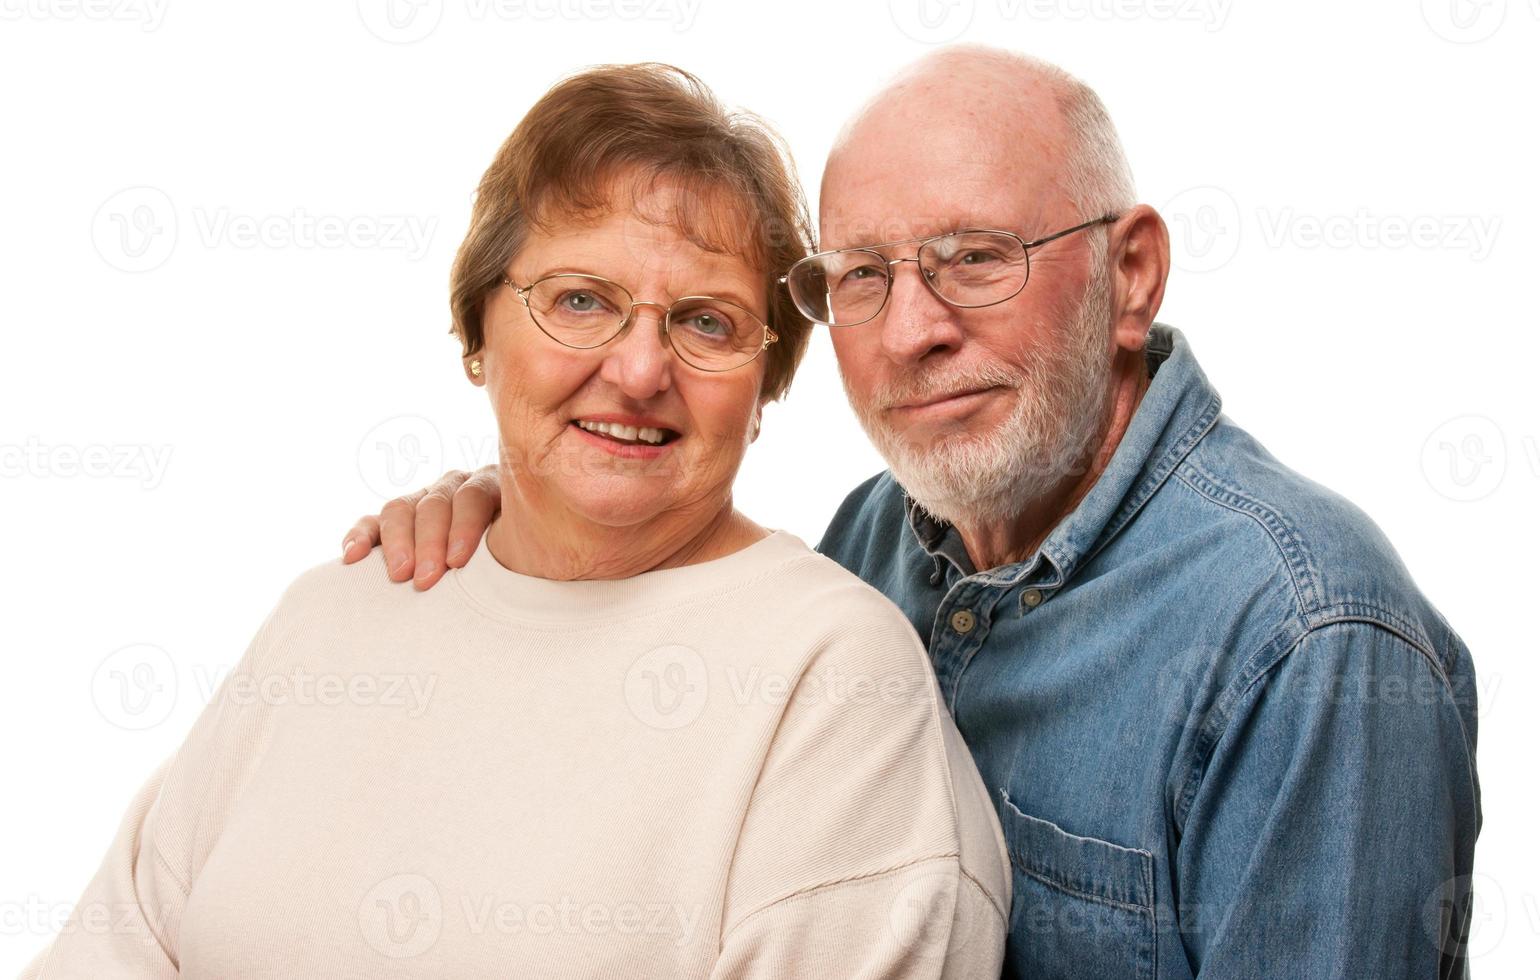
[{"x1": 874, "y1": 366, "x2": 1022, "y2": 412}]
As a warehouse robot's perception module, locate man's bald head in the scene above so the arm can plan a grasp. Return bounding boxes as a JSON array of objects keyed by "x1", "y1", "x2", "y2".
[{"x1": 821, "y1": 45, "x2": 1134, "y2": 244}]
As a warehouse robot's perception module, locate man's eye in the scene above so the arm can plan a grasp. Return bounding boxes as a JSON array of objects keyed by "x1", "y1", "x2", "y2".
[
  {"x1": 845, "y1": 266, "x2": 885, "y2": 282},
  {"x1": 959, "y1": 251, "x2": 1000, "y2": 265}
]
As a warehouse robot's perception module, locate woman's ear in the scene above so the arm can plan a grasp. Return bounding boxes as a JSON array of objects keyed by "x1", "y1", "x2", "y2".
[{"x1": 465, "y1": 355, "x2": 485, "y2": 385}]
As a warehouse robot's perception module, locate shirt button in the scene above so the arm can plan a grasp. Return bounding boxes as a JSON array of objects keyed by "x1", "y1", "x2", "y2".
[
  {"x1": 949, "y1": 609, "x2": 976, "y2": 634},
  {"x1": 1021, "y1": 589, "x2": 1044, "y2": 609}
]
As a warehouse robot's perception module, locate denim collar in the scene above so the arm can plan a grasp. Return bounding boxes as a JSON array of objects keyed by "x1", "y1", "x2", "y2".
[{"x1": 903, "y1": 323, "x2": 1223, "y2": 586}]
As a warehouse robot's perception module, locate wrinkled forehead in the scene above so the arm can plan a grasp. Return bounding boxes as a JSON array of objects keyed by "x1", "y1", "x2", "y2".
[
  {"x1": 527, "y1": 168, "x2": 774, "y2": 276},
  {"x1": 817, "y1": 96, "x2": 1071, "y2": 251},
  {"x1": 817, "y1": 170, "x2": 1062, "y2": 252}
]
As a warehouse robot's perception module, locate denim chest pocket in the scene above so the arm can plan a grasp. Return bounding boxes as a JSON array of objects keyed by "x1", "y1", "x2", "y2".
[{"x1": 999, "y1": 792, "x2": 1157, "y2": 980}]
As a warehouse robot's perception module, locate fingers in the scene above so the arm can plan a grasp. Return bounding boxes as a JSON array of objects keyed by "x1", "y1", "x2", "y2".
[
  {"x1": 340, "y1": 466, "x2": 497, "y2": 588},
  {"x1": 378, "y1": 492, "x2": 426, "y2": 582},
  {"x1": 340, "y1": 515, "x2": 381, "y2": 564},
  {"x1": 409, "y1": 472, "x2": 465, "y2": 590},
  {"x1": 441, "y1": 464, "x2": 502, "y2": 571}
]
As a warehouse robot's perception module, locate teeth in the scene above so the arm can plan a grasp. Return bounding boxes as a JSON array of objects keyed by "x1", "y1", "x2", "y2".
[{"x1": 576, "y1": 420, "x2": 669, "y2": 445}]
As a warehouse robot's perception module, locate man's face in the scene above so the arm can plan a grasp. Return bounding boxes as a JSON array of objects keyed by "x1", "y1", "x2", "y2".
[{"x1": 819, "y1": 109, "x2": 1116, "y2": 528}]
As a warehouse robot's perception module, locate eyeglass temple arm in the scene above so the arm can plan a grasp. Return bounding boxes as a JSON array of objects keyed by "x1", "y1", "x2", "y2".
[{"x1": 1022, "y1": 212, "x2": 1121, "y2": 250}]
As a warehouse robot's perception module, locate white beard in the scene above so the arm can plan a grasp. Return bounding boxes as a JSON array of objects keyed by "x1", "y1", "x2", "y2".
[{"x1": 844, "y1": 264, "x2": 1114, "y2": 530}]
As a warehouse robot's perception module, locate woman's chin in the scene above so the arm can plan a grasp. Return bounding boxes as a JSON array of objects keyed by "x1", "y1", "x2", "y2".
[{"x1": 556, "y1": 481, "x2": 674, "y2": 528}]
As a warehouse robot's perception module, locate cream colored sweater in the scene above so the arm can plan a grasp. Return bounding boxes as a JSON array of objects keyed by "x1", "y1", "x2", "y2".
[{"x1": 23, "y1": 529, "x2": 1009, "y2": 978}]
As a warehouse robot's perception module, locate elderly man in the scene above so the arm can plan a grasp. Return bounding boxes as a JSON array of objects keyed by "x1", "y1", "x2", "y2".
[{"x1": 344, "y1": 47, "x2": 1479, "y2": 978}]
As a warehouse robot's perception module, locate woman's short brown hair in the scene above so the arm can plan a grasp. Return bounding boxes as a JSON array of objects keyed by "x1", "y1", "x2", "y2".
[{"x1": 450, "y1": 63, "x2": 814, "y2": 401}]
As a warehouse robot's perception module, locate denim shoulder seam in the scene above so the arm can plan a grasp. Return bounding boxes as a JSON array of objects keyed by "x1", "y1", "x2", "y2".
[
  {"x1": 1171, "y1": 463, "x2": 1318, "y2": 613},
  {"x1": 1172, "y1": 619, "x2": 1461, "y2": 830},
  {"x1": 1170, "y1": 464, "x2": 1441, "y2": 657}
]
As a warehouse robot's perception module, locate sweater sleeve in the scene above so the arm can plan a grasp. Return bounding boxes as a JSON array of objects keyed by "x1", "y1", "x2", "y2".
[
  {"x1": 20, "y1": 594, "x2": 289, "y2": 979},
  {"x1": 708, "y1": 603, "x2": 1009, "y2": 978}
]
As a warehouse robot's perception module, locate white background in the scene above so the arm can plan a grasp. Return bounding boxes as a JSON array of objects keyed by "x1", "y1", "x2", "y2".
[{"x1": 2, "y1": 0, "x2": 1536, "y2": 973}]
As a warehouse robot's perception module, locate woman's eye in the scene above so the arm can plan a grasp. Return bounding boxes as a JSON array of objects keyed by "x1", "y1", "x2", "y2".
[
  {"x1": 682, "y1": 312, "x2": 727, "y2": 335},
  {"x1": 561, "y1": 291, "x2": 602, "y2": 312}
]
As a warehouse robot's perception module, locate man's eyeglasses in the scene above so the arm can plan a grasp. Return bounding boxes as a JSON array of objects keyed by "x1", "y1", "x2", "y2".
[
  {"x1": 504, "y1": 273, "x2": 778, "y2": 373},
  {"x1": 780, "y1": 214, "x2": 1120, "y2": 328}
]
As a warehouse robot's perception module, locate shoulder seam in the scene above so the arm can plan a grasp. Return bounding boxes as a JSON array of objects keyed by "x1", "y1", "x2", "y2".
[{"x1": 1173, "y1": 619, "x2": 1467, "y2": 830}]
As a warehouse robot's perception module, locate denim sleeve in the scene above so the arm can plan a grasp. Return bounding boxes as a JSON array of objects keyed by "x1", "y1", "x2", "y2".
[{"x1": 1176, "y1": 622, "x2": 1480, "y2": 979}]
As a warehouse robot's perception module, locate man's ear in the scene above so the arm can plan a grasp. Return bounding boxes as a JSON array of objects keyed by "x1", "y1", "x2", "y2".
[{"x1": 1107, "y1": 204, "x2": 1170, "y2": 353}]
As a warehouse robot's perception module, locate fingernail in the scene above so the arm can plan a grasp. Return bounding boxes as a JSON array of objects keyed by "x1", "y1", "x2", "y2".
[
  {"x1": 342, "y1": 537, "x2": 356, "y2": 555},
  {"x1": 416, "y1": 561, "x2": 438, "y2": 580},
  {"x1": 447, "y1": 540, "x2": 467, "y2": 562},
  {"x1": 390, "y1": 551, "x2": 409, "y2": 574}
]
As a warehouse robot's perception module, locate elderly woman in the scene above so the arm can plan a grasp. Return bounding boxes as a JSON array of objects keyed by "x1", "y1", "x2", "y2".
[{"x1": 24, "y1": 65, "x2": 1007, "y2": 978}]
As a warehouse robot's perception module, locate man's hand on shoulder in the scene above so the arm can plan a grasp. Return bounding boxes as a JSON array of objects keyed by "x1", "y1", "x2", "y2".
[{"x1": 340, "y1": 464, "x2": 501, "y2": 590}]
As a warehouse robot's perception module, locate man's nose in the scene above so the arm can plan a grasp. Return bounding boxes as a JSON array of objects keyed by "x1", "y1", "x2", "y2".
[
  {"x1": 598, "y1": 303, "x2": 674, "y2": 399},
  {"x1": 877, "y1": 258, "x2": 966, "y2": 364}
]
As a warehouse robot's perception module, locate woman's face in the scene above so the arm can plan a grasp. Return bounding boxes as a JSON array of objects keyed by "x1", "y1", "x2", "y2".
[{"x1": 475, "y1": 182, "x2": 770, "y2": 530}]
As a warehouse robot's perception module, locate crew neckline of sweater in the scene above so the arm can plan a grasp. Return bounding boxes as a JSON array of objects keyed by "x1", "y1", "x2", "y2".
[{"x1": 451, "y1": 525, "x2": 813, "y2": 625}]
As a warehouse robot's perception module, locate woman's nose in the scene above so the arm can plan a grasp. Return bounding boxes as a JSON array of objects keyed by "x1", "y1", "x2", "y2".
[{"x1": 598, "y1": 304, "x2": 674, "y2": 398}]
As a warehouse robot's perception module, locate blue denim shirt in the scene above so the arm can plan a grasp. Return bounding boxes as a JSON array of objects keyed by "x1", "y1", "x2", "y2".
[{"x1": 818, "y1": 324, "x2": 1481, "y2": 979}]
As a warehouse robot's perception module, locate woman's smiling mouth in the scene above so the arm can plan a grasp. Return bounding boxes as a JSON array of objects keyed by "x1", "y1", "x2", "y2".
[{"x1": 569, "y1": 416, "x2": 682, "y2": 458}]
